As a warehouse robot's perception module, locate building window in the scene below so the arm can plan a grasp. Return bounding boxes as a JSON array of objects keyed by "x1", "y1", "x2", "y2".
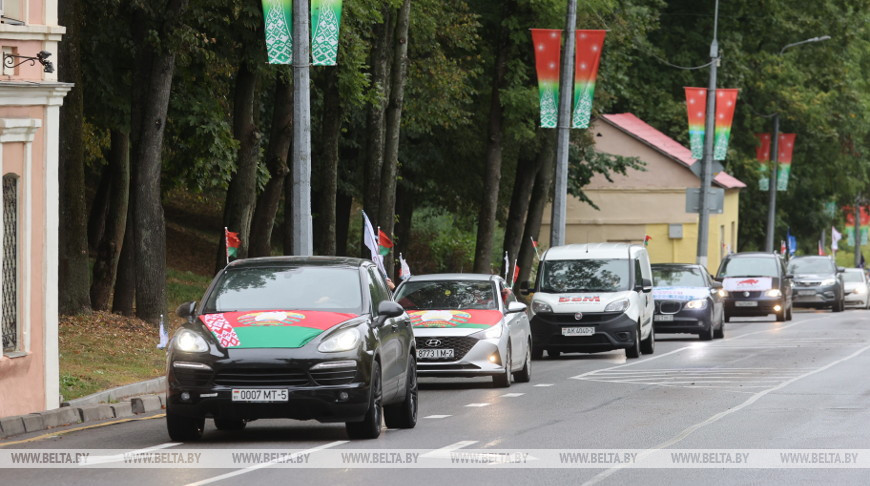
[
  {"x1": 0, "y1": 0, "x2": 25, "y2": 25},
  {"x1": 2, "y1": 174, "x2": 18, "y2": 353}
]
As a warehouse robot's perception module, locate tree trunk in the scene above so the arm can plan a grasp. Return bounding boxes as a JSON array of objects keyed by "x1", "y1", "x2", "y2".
[
  {"x1": 112, "y1": 197, "x2": 136, "y2": 316},
  {"x1": 283, "y1": 171, "x2": 293, "y2": 254},
  {"x1": 395, "y1": 182, "x2": 414, "y2": 271},
  {"x1": 90, "y1": 130, "x2": 130, "y2": 310},
  {"x1": 361, "y1": 6, "x2": 393, "y2": 257},
  {"x1": 249, "y1": 76, "x2": 292, "y2": 258},
  {"x1": 473, "y1": 6, "x2": 510, "y2": 275},
  {"x1": 517, "y1": 134, "x2": 557, "y2": 286},
  {"x1": 315, "y1": 69, "x2": 342, "y2": 255},
  {"x1": 87, "y1": 166, "x2": 111, "y2": 253},
  {"x1": 335, "y1": 192, "x2": 352, "y2": 256},
  {"x1": 131, "y1": 0, "x2": 189, "y2": 325},
  {"x1": 379, "y1": 0, "x2": 411, "y2": 278},
  {"x1": 503, "y1": 135, "x2": 545, "y2": 271},
  {"x1": 216, "y1": 62, "x2": 261, "y2": 271},
  {"x1": 58, "y1": 0, "x2": 91, "y2": 314}
]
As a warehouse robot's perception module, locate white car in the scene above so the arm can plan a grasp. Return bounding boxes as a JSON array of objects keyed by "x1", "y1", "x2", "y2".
[
  {"x1": 393, "y1": 274, "x2": 532, "y2": 388},
  {"x1": 842, "y1": 268, "x2": 869, "y2": 309}
]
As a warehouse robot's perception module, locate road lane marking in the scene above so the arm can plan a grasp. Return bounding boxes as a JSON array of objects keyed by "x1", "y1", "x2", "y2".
[
  {"x1": 183, "y1": 440, "x2": 348, "y2": 486},
  {"x1": 580, "y1": 342, "x2": 870, "y2": 486},
  {"x1": 0, "y1": 413, "x2": 166, "y2": 447},
  {"x1": 533, "y1": 383, "x2": 554, "y2": 387},
  {"x1": 80, "y1": 442, "x2": 180, "y2": 465},
  {"x1": 424, "y1": 415, "x2": 452, "y2": 419},
  {"x1": 420, "y1": 440, "x2": 478, "y2": 459},
  {"x1": 500, "y1": 393, "x2": 524, "y2": 397},
  {"x1": 465, "y1": 403, "x2": 490, "y2": 407}
]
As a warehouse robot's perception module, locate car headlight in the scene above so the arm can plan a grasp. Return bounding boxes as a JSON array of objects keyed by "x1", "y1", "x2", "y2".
[
  {"x1": 765, "y1": 289, "x2": 782, "y2": 297},
  {"x1": 821, "y1": 278, "x2": 836, "y2": 286},
  {"x1": 717, "y1": 289, "x2": 728, "y2": 298},
  {"x1": 685, "y1": 299, "x2": 708, "y2": 309},
  {"x1": 174, "y1": 329, "x2": 209, "y2": 353},
  {"x1": 854, "y1": 284, "x2": 868, "y2": 294},
  {"x1": 318, "y1": 327, "x2": 361, "y2": 353},
  {"x1": 532, "y1": 301, "x2": 553, "y2": 314},
  {"x1": 604, "y1": 298, "x2": 630, "y2": 312},
  {"x1": 475, "y1": 324, "x2": 503, "y2": 340}
]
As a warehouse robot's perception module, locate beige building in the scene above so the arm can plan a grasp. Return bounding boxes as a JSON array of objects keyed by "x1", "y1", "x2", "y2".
[
  {"x1": 541, "y1": 113, "x2": 745, "y2": 273},
  {"x1": 0, "y1": 0, "x2": 70, "y2": 416}
]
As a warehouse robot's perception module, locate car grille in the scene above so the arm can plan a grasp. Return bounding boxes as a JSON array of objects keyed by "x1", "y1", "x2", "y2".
[
  {"x1": 657, "y1": 301, "x2": 682, "y2": 314},
  {"x1": 543, "y1": 312, "x2": 623, "y2": 324},
  {"x1": 310, "y1": 368, "x2": 357, "y2": 386},
  {"x1": 415, "y1": 336, "x2": 477, "y2": 361},
  {"x1": 731, "y1": 291, "x2": 762, "y2": 298},
  {"x1": 214, "y1": 368, "x2": 310, "y2": 386},
  {"x1": 795, "y1": 281, "x2": 822, "y2": 287},
  {"x1": 173, "y1": 368, "x2": 213, "y2": 387}
]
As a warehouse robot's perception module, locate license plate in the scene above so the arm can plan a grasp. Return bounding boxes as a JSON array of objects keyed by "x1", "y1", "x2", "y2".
[
  {"x1": 798, "y1": 290, "x2": 815, "y2": 296},
  {"x1": 654, "y1": 314, "x2": 674, "y2": 322},
  {"x1": 417, "y1": 348, "x2": 454, "y2": 359},
  {"x1": 561, "y1": 327, "x2": 594, "y2": 336},
  {"x1": 232, "y1": 389, "x2": 288, "y2": 402},
  {"x1": 734, "y1": 301, "x2": 758, "y2": 307}
]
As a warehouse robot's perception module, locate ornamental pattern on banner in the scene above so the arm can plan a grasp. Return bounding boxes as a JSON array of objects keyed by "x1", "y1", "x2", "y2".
[
  {"x1": 264, "y1": 0, "x2": 292, "y2": 64},
  {"x1": 201, "y1": 314, "x2": 241, "y2": 348},
  {"x1": 311, "y1": 0, "x2": 342, "y2": 66}
]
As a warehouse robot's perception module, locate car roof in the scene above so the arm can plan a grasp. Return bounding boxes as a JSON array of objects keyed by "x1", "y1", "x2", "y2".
[
  {"x1": 651, "y1": 263, "x2": 703, "y2": 268},
  {"x1": 544, "y1": 242, "x2": 643, "y2": 261},
  {"x1": 789, "y1": 255, "x2": 831, "y2": 260},
  {"x1": 402, "y1": 273, "x2": 500, "y2": 283},
  {"x1": 225, "y1": 256, "x2": 370, "y2": 269},
  {"x1": 724, "y1": 252, "x2": 780, "y2": 258},
  {"x1": 844, "y1": 267, "x2": 864, "y2": 272}
]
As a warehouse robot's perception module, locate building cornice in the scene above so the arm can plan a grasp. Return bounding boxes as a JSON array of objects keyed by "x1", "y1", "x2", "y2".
[
  {"x1": 0, "y1": 25, "x2": 65, "y2": 42},
  {"x1": 0, "y1": 82, "x2": 72, "y2": 106}
]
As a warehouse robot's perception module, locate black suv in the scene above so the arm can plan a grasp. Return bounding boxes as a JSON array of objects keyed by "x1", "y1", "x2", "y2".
[
  {"x1": 715, "y1": 252, "x2": 793, "y2": 322},
  {"x1": 787, "y1": 256, "x2": 845, "y2": 311}
]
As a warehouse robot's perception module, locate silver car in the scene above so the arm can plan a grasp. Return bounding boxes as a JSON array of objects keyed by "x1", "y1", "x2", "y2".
[
  {"x1": 393, "y1": 274, "x2": 532, "y2": 387},
  {"x1": 842, "y1": 268, "x2": 870, "y2": 309}
]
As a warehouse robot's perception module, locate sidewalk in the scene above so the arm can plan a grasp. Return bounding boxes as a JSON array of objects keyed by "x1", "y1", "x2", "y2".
[{"x1": 0, "y1": 377, "x2": 166, "y2": 440}]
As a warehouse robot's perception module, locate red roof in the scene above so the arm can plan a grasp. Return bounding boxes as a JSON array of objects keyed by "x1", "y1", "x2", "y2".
[{"x1": 598, "y1": 113, "x2": 746, "y2": 189}]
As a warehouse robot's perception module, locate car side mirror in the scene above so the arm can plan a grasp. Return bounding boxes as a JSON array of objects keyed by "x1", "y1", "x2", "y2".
[
  {"x1": 785, "y1": 274, "x2": 794, "y2": 279},
  {"x1": 176, "y1": 301, "x2": 196, "y2": 320},
  {"x1": 837, "y1": 267, "x2": 846, "y2": 273},
  {"x1": 636, "y1": 278, "x2": 653, "y2": 293},
  {"x1": 519, "y1": 280, "x2": 534, "y2": 295},
  {"x1": 711, "y1": 281, "x2": 723, "y2": 289},
  {"x1": 506, "y1": 302, "x2": 527, "y2": 314},
  {"x1": 377, "y1": 301, "x2": 405, "y2": 321}
]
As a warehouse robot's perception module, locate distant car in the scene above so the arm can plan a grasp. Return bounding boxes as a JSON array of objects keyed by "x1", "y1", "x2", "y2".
[
  {"x1": 651, "y1": 263, "x2": 725, "y2": 340},
  {"x1": 787, "y1": 256, "x2": 845, "y2": 312},
  {"x1": 393, "y1": 274, "x2": 531, "y2": 387},
  {"x1": 716, "y1": 252, "x2": 793, "y2": 322},
  {"x1": 842, "y1": 268, "x2": 869, "y2": 309},
  {"x1": 166, "y1": 257, "x2": 417, "y2": 441}
]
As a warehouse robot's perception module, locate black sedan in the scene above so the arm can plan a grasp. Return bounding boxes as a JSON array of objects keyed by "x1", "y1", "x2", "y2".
[
  {"x1": 715, "y1": 252, "x2": 793, "y2": 322},
  {"x1": 166, "y1": 256, "x2": 417, "y2": 441},
  {"x1": 651, "y1": 264, "x2": 725, "y2": 340}
]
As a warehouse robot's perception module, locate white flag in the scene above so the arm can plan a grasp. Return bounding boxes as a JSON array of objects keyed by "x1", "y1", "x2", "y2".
[
  {"x1": 832, "y1": 226, "x2": 842, "y2": 251},
  {"x1": 362, "y1": 211, "x2": 387, "y2": 276},
  {"x1": 399, "y1": 253, "x2": 411, "y2": 280},
  {"x1": 157, "y1": 314, "x2": 169, "y2": 350},
  {"x1": 504, "y1": 251, "x2": 510, "y2": 281}
]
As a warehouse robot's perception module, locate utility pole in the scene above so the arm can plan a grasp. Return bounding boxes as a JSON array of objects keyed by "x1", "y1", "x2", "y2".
[
  {"x1": 291, "y1": 0, "x2": 313, "y2": 255},
  {"x1": 549, "y1": 0, "x2": 577, "y2": 248},
  {"x1": 764, "y1": 115, "x2": 780, "y2": 252},
  {"x1": 696, "y1": 0, "x2": 719, "y2": 267}
]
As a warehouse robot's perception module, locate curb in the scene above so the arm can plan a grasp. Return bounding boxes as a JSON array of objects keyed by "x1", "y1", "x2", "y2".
[{"x1": 0, "y1": 377, "x2": 166, "y2": 441}]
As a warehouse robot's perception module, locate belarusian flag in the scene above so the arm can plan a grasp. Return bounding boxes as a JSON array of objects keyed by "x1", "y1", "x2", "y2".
[
  {"x1": 378, "y1": 229, "x2": 393, "y2": 256},
  {"x1": 713, "y1": 89, "x2": 739, "y2": 160},
  {"x1": 531, "y1": 29, "x2": 562, "y2": 128},
  {"x1": 571, "y1": 30, "x2": 606, "y2": 129},
  {"x1": 685, "y1": 88, "x2": 707, "y2": 159},
  {"x1": 644, "y1": 235, "x2": 652, "y2": 247},
  {"x1": 225, "y1": 228, "x2": 241, "y2": 261}
]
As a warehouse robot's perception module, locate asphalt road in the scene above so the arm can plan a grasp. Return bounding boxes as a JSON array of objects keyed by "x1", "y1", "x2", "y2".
[{"x1": 3, "y1": 308, "x2": 870, "y2": 485}]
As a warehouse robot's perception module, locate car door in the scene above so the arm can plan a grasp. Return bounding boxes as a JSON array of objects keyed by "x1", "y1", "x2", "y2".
[
  {"x1": 500, "y1": 283, "x2": 529, "y2": 369},
  {"x1": 706, "y1": 272, "x2": 723, "y2": 323},
  {"x1": 367, "y1": 267, "x2": 405, "y2": 401},
  {"x1": 635, "y1": 257, "x2": 654, "y2": 335}
]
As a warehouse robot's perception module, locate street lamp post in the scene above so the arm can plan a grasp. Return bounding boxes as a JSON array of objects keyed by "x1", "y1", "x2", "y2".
[
  {"x1": 549, "y1": 0, "x2": 577, "y2": 248},
  {"x1": 695, "y1": 0, "x2": 719, "y2": 268},
  {"x1": 763, "y1": 35, "x2": 830, "y2": 253}
]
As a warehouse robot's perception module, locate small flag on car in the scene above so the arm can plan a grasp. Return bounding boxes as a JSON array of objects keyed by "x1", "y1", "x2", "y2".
[{"x1": 225, "y1": 227, "x2": 241, "y2": 265}]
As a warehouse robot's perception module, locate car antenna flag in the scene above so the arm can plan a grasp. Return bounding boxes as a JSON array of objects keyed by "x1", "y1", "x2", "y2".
[
  {"x1": 362, "y1": 211, "x2": 388, "y2": 277},
  {"x1": 157, "y1": 314, "x2": 169, "y2": 350},
  {"x1": 399, "y1": 253, "x2": 412, "y2": 281},
  {"x1": 225, "y1": 227, "x2": 241, "y2": 265}
]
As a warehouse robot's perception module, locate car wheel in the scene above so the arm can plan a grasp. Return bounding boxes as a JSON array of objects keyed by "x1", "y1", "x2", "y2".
[
  {"x1": 775, "y1": 307, "x2": 786, "y2": 322},
  {"x1": 214, "y1": 418, "x2": 246, "y2": 431},
  {"x1": 724, "y1": 313, "x2": 731, "y2": 323},
  {"x1": 513, "y1": 342, "x2": 532, "y2": 383},
  {"x1": 700, "y1": 318, "x2": 714, "y2": 341},
  {"x1": 786, "y1": 304, "x2": 793, "y2": 321},
  {"x1": 346, "y1": 361, "x2": 383, "y2": 440},
  {"x1": 640, "y1": 324, "x2": 655, "y2": 354},
  {"x1": 625, "y1": 325, "x2": 641, "y2": 359},
  {"x1": 714, "y1": 320, "x2": 725, "y2": 339},
  {"x1": 833, "y1": 297, "x2": 844, "y2": 313},
  {"x1": 384, "y1": 356, "x2": 418, "y2": 429},
  {"x1": 531, "y1": 346, "x2": 544, "y2": 361},
  {"x1": 166, "y1": 410, "x2": 204, "y2": 442},
  {"x1": 493, "y1": 345, "x2": 512, "y2": 388}
]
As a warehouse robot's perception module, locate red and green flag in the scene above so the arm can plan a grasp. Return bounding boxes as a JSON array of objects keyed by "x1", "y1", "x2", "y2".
[
  {"x1": 311, "y1": 0, "x2": 342, "y2": 66},
  {"x1": 263, "y1": 0, "x2": 293, "y2": 64},
  {"x1": 756, "y1": 133, "x2": 771, "y2": 191},
  {"x1": 685, "y1": 88, "x2": 707, "y2": 159},
  {"x1": 571, "y1": 30, "x2": 606, "y2": 129},
  {"x1": 531, "y1": 29, "x2": 562, "y2": 128},
  {"x1": 775, "y1": 133, "x2": 796, "y2": 191},
  {"x1": 644, "y1": 235, "x2": 652, "y2": 247},
  {"x1": 225, "y1": 227, "x2": 241, "y2": 263},
  {"x1": 713, "y1": 89, "x2": 739, "y2": 160},
  {"x1": 378, "y1": 229, "x2": 393, "y2": 256}
]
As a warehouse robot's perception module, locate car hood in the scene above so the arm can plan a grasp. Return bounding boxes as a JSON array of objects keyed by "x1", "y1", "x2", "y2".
[
  {"x1": 652, "y1": 286, "x2": 710, "y2": 301},
  {"x1": 198, "y1": 310, "x2": 359, "y2": 349},
  {"x1": 533, "y1": 291, "x2": 634, "y2": 313},
  {"x1": 722, "y1": 277, "x2": 776, "y2": 292},
  {"x1": 793, "y1": 273, "x2": 835, "y2": 281},
  {"x1": 407, "y1": 309, "x2": 502, "y2": 337}
]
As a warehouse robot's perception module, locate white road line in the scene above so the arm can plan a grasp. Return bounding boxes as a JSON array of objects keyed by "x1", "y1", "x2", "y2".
[
  {"x1": 570, "y1": 346, "x2": 691, "y2": 380},
  {"x1": 184, "y1": 440, "x2": 348, "y2": 486},
  {"x1": 465, "y1": 403, "x2": 490, "y2": 408},
  {"x1": 80, "y1": 442, "x2": 180, "y2": 465},
  {"x1": 580, "y1": 343, "x2": 870, "y2": 486},
  {"x1": 533, "y1": 383, "x2": 554, "y2": 387},
  {"x1": 500, "y1": 393, "x2": 525, "y2": 397},
  {"x1": 424, "y1": 415, "x2": 452, "y2": 419},
  {"x1": 419, "y1": 440, "x2": 478, "y2": 459}
]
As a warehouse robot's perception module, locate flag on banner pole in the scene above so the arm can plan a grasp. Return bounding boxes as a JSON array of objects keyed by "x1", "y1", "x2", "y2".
[
  {"x1": 262, "y1": 0, "x2": 293, "y2": 64},
  {"x1": 756, "y1": 133, "x2": 771, "y2": 191},
  {"x1": 571, "y1": 30, "x2": 606, "y2": 128},
  {"x1": 832, "y1": 226, "x2": 842, "y2": 251},
  {"x1": 310, "y1": 0, "x2": 343, "y2": 66},
  {"x1": 531, "y1": 29, "x2": 562, "y2": 128},
  {"x1": 713, "y1": 89, "x2": 739, "y2": 160},
  {"x1": 685, "y1": 88, "x2": 707, "y2": 159},
  {"x1": 362, "y1": 211, "x2": 387, "y2": 277},
  {"x1": 399, "y1": 253, "x2": 411, "y2": 281},
  {"x1": 225, "y1": 227, "x2": 241, "y2": 265},
  {"x1": 776, "y1": 133, "x2": 797, "y2": 191}
]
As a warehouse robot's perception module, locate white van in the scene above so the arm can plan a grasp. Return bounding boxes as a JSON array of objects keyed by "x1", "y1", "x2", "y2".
[{"x1": 519, "y1": 243, "x2": 655, "y2": 359}]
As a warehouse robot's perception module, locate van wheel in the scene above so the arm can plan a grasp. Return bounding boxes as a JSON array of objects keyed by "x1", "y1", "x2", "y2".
[
  {"x1": 626, "y1": 325, "x2": 641, "y2": 359},
  {"x1": 640, "y1": 325, "x2": 655, "y2": 354}
]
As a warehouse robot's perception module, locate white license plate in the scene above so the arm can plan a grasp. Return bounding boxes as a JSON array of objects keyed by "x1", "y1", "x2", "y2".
[
  {"x1": 561, "y1": 327, "x2": 594, "y2": 336},
  {"x1": 734, "y1": 301, "x2": 758, "y2": 307},
  {"x1": 798, "y1": 290, "x2": 815, "y2": 296},
  {"x1": 417, "y1": 348, "x2": 454, "y2": 359},
  {"x1": 654, "y1": 314, "x2": 674, "y2": 322},
  {"x1": 232, "y1": 389, "x2": 288, "y2": 402}
]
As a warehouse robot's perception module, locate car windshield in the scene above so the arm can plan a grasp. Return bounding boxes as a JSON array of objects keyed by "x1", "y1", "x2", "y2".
[
  {"x1": 843, "y1": 270, "x2": 865, "y2": 283},
  {"x1": 652, "y1": 267, "x2": 706, "y2": 287},
  {"x1": 203, "y1": 266, "x2": 363, "y2": 314},
  {"x1": 394, "y1": 281, "x2": 497, "y2": 310},
  {"x1": 718, "y1": 257, "x2": 779, "y2": 278},
  {"x1": 539, "y1": 259, "x2": 630, "y2": 293},
  {"x1": 788, "y1": 258, "x2": 835, "y2": 274}
]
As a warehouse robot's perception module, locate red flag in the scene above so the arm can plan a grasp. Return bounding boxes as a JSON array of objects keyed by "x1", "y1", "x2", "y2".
[
  {"x1": 713, "y1": 89, "x2": 739, "y2": 161},
  {"x1": 685, "y1": 87, "x2": 707, "y2": 159},
  {"x1": 644, "y1": 235, "x2": 652, "y2": 247},
  {"x1": 818, "y1": 241, "x2": 825, "y2": 256},
  {"x1": 572, "y1": 30, "x2": 606, "y2": 128},
  {"x1": 780, "y1": 240, "x2": 787, "y2": 255},
  {"x1": 755, "y1": 133, "x2": 771, "y2": 161},
  {"x1": 777, "y1": 133, "x2": 797, "y2": 163},
  {"x1": 378, "y1": 229, "x2": 393, "y2": 256},
  {"x1": 513, "y1": 265, "x2": 520, "y2": 285},
  {"x1": 531, "y1": 29, "x2": 562, "y2": 128},
  {"x1": 225, "y1": 228, "x2": 240, "y2": 262}
]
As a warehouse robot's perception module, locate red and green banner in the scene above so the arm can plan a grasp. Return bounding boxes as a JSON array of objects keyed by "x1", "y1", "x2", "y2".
[
  {"x1": 531, "y1": 29, "x2": 562, "y2": 128},
  {"x1": 263, "y1": 0, "x2": 293, "y2": 64},
  {"x1": 844, "y1": 207, "x2": 870, "y2": 245},
  {"x1": 684, "y1": 88, "x2": 707, "y2": 159},
  {"x1": 713, "y1": 89, "x2": 739, "y2": 160},
  {"x1": 775, "y1": 133, "x2": 796, "y2": 191},
  {"x1": 571, "y1": 30, "x2": 606, "y2": 129},
  {"x1": 756, "y1": 133, "x2": 771, "y2": 191},
  {"x1": 408, "y1": 310, "x2": 502, "y2": 329},
  {"x1": 311, "y1": 0, "x2": 342, "y2": 66},
  {"x1": 199, "y1": 310, "x2": 358, "y2": 349}
]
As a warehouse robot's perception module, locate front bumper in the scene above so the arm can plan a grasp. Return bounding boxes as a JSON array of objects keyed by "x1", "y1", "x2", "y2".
[
  {"x1": 792, "y1": 283, "x2": 838, "y2": 307},
  {"x1": 653, "y1": 309, "x2": 710, "y2": 335},
  {"x1": 414, "y1": 335, "x2": 508, "y2": 377},
  {"x1": 531, "y1": 311, "x2": 636, "y2": 353},
  {"x1": 724, "y1": 296, "x2": 784, "y2": 316}
]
